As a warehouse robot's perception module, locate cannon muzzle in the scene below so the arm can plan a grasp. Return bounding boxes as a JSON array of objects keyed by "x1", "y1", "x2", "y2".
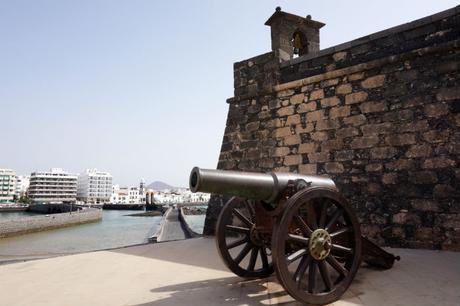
[{"x1": 189, "y1": 167, "x2": 337, "y2": 203}]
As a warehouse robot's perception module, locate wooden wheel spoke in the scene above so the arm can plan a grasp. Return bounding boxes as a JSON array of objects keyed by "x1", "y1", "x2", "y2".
[
  {"x1": 319, "y1": 200, "x2": 329, "y2": 228},
  {"x1": 225, "y1": 225, "x2": 250, "y2": 234},
  {"x1": 308, "y1": 261, "x2": 317, "y2": 293},
  {"x1": 332, "y1": 244, "x2": 353, "y2": 255},
  {"x1": 294, "y1": 215, "x2": 313, "y2": 237},
  {"x1": 234, "y1": 243, "x2": 253, "y2": 264},
  {"x1": 287, "y1": 234, "x2": 310, "y2": 245},
  {"x1": 247, "y1": 247, "x2": 258, "y2": 271},
  {"x1": 233, "y1": 208, "x2": 253, "y2": 228},
  {"x1": 260, "y1": 247, "x2": 269, "y2": 269},
  {"x1": 226, "y1": 236, "x2": 248, "y2": 249},
  {"x1": 293, "y1": 255, "x2": 312, "y2": 285},
  {"x1": 318, "y1": 261, "x2": 332, "y2": 291},
  {"x1": 243, "y1": 200, "x2": 256, "y2": 219},
  {"x1": 307, "y1": 204, "x2": 318, "y2": 230},
  {"x1": 330, "y1": 226, "x2": 352, "y2": 238},
  {"x1": 287, "y1": 248, "x2": 308, "y2": 264},
  {"x1": 326, "y1": 255, "x2": 348, "y2": 276},
  {"x1": 325, "y1": 208, "x2": 343, "y2": 232}
]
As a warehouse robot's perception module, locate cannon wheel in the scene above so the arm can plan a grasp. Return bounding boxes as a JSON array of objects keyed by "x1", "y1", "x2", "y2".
[
  {"x1": 216, "y1": 197, "x2": 274, "y2": 278},
  {"x1": 272, "y1": 187, "x2": 362, "y2": 305}
]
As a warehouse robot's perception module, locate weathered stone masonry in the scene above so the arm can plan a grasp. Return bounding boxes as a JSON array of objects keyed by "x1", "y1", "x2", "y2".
[{"x1": 204, "y1": 6, "x2": 460, "y2": 251}]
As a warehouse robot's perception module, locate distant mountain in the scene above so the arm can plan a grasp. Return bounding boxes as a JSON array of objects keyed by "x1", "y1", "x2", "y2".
[{"x1": 146, "y1": 181, "x2": 174, "y2": 191}]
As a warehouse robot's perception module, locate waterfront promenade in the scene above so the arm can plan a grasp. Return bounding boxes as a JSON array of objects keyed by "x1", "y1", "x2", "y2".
[
  {"x1": 155, "y1": 207, "x2": 191, "y2": 242},
  {"x1": 0, "y1": 237, "x2": 459, "y2": 306}
]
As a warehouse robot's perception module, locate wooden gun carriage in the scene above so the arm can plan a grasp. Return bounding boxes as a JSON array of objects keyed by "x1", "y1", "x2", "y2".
[{"x1": 190, "y1": 167, "x2": 400, "y2": 305}]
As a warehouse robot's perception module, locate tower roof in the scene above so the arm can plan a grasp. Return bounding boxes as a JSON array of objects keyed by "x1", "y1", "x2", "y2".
[{"x1": 264, "y1": 7, "x2": 325, "y2": 29}]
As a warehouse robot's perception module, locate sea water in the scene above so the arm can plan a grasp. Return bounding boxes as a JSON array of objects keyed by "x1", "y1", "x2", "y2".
[{"x1": 0, "y1": 210, "x2": 161, "y2": 258}]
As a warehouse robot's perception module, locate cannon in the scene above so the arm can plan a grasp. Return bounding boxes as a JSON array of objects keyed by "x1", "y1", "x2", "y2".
[{"x1": 190, "y1": 167, "x2": 400, "y2": 305}]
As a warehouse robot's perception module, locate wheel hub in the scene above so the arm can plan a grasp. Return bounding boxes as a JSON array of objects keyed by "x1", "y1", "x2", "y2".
[
  {"x1": 250, "y1": 225, "x2": 264, "y2": 247},
  {"x1": 309, "y1": 229, "x2": 332, "y2": 260}
]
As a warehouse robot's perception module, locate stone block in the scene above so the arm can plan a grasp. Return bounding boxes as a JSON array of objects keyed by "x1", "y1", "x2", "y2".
[
  {"x1": 382, "y1": 173, "x2": 398, "y2": 184},
  {"x1": 246, "y1": 121, "x2": 260, "y2": 132},
  {"x1": 422, "y1": 130, "x2": 450, "y2": 143},
  {"x1": 329, "y1": 106, "x2": 350, "y2": 119},
  {"x1": 370, "y1": 147, "x2": 398, "y2": 159},
  {"x1": 296, "y1": 123, "x2": 314, "y2": 134},
  {"x1": 297, "y1": 102, "x2": 317, "y2": 113},
  {"x1": 348, "y1": 72, "x2": 364, "y2": 81},
  {"x1": 306, "y1": 110, "x2": 324, "y2": 122},
  {"x1": 321, "y1": 139, "x2": 343, "y2": 151},
  {"x1": 411, "y1": 199, "x2": 439, "y2": 212},
  {"x1": 436, "y1": 87, "x2": 460, "y2": 101},
  {"x1": 422, "y1": 157, "x2": 455, "y2": 169},
  {"x1": 325, "y1": 162, "x2": 345, "y2": 173},
  {"x1": 399, "y1": 120, "x2": 429, "y2": 132},
  {"x1": 361, "y1": 75, "x2": 386, "y2": 88},
  {"x1": 321, "y1": 78, "x2": 339, "y2": 87},
  {"x1": 366, "y1": 163, "x2": 383, "y2": 172},
  {"x1": 361, "y1": 122, "x2": 393, "y2": 135},
  {"x1": 351, "y1": 136, "x2": 379, "y2": 149},
  {"x1": 424, "y1": 103, "x2": 450, "y2": 118},
  {"x1": 343, "y1": 114, "x2": 367, "y2": 126},
  {"x1": 433, "y1": 184, "x2": 455, "y2": 198},
  {"x1": 368, "y1": 183, "x2": 381, "y2": 194},
  {"x1": 332, "y1": 51, "x2": 347, "y2": 62},
  {"x1": 335, "y1": 150, "x2": 354, "y2": 161},
  {"x1": 385, "y1": 159, "x2": 415, "y2": 171},
  {"x1": 277, "y1": 106, "x2": 295, "y2": 117},
  {"x1": 284, "y1": 155, "x2": 302, "y2": 166},
  {"x1": 336, "y1": 84, "x2": 352, "y2": 95},
  {"x1": 277, "y1": 89, "x2": 295, "y2": 98},
  {"x1": 336, "y1": 127, "x2": 360, "y2": 138},
  {"x1": 405, "y1": 145, "x2": 432, "y2": 158},
  {"x1": 286, "y1": 114, "x2": 301, "y2": 125},
  {"x1": 272, "y1": 147, "x2": 290, "y2": 157},
  {"x1": 284, "y1": 135, "x2": 301, "y2": 146},
  {"x1": 290, "y1": 94, "x2": 305, "y2": 105},
  {"x1": 345, "y1": 92, "x2": 368, "y2": 104},
  {"x1": 299, "y1": 163, "x2": 317, "y2": 174},
  {"x1": 274, "y1": 127, "x2": 292, "y2": 138},
  {"x1": 310, "y1": 89, "x2": 324, "y2": 100},
  {"x1": 298, "y1": 143, "x2": 317, "y2": 154},
  {"x1": 311, "y1": 131, "x2": 328, "y2": 141},
  {"x1": 385, "y1": 134, "x2": 416, "y2": 146},
  {"x1": 321, "y1": 96, "x2": 340, "y2": 107},
  {"x1": 316, "y1": 119, "x2": 341, "y2": 131},
  {"x1": 308, "y1": 152, "x2": 330, "y2": 163},
  {"x1": 359, "y1": 101, "x2": 387, "y2": 113},
  {"x1": 408, "y1": 171, "x2": 438, "y2": 184}
]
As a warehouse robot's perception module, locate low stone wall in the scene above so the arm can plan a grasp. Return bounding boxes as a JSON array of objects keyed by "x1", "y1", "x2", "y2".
[
  {"x1": 179, "y1": 207, "x2": 202, "y2": 238},
  {"x1": 0, "y1": 209, "x2": 102, "y2": 238}
]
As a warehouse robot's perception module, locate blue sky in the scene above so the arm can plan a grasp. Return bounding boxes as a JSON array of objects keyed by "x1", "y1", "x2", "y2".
[{"x1": 1, "y1": 0, "x2": 458, "y2": 187}]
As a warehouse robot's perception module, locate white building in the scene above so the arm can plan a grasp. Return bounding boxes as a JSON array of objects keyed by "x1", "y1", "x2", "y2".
[
  {"x1": 77, "y1": 169, "x2": 112, "y2": 204},
  {"x1": 0, "y1": 169, "x2": 16, "y2": 204},
  {"x1": 152, "y1": 189, "x2": 210, "y2": 204},
  {"x1": 110, "y1": 185, "x2": 146, "y2": 204},
  {"x1": 28, "y1": 168, "x2": 77, "y2": 204},
  {"x1": 15, "y1": 175, "x2": 30, "y2": 199}
]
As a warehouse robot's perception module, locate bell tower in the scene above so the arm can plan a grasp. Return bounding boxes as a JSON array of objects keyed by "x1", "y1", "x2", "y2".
[{"x1": 265, "y1": 7, "x2": 325, "y2": 61}]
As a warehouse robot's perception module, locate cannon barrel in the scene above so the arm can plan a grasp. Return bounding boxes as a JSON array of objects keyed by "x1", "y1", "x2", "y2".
[{"x1": 189, "y1": 167, "x2": 337, "y2": 203}]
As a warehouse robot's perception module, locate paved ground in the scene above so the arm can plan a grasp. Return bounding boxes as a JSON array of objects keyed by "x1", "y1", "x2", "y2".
[
  {"x1": 0, "y1": 237, "x2": 459, "y2": 306},
  {"x1": 157, "y1": 207, "x2": 191, "y2": 242}
]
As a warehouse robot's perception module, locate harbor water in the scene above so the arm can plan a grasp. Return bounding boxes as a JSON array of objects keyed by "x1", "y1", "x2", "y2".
[{"x1": 0, "y1": 210, "x2": 161, "y2": 259}]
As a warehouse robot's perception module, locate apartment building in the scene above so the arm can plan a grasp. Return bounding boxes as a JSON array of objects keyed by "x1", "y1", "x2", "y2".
[
  {"x1": 0, "y1": 169, "x2": 16, "y2": 203},
  {"x1": 28, "y1": 168, "x2": 77, "y2": 204},
  {"x1": 77, "y1": 169, "x2": 112, "y2": 204}
]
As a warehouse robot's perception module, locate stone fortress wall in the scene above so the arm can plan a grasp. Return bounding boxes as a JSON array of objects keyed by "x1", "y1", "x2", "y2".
[
  {"x1": 204, "y1": 6, "x2": 460, "y2": 250},
  {"x1": 0, "y1": 208, "x2": 102, "y2": 238}
]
